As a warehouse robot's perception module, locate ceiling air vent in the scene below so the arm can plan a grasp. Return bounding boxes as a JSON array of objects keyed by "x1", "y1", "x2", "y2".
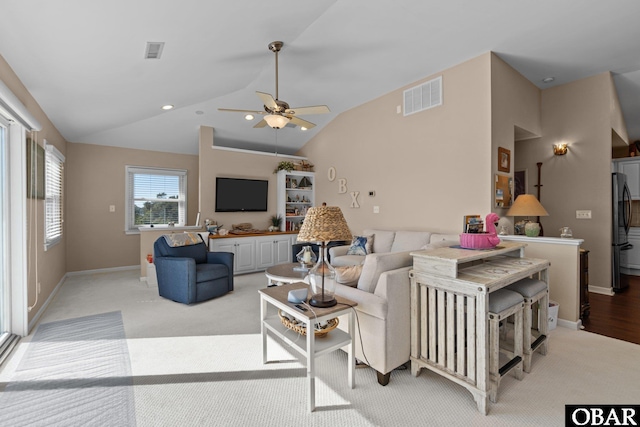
[
  {"x1": 144, "y1": 42, "x2": 165, "y2": 59},
  {"x1": 403, "y1": 76, "x2": 442, "y2": 116}
]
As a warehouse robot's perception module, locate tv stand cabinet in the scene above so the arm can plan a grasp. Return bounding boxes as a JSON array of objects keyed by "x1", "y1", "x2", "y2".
[{"x1": 209, "y1": 231, "x2": 298, "y2": 274}]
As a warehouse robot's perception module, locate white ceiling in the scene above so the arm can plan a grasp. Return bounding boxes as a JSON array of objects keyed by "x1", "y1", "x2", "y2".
[{"x1": 1, "y1": 0, "x2": 640, "y2": 156}]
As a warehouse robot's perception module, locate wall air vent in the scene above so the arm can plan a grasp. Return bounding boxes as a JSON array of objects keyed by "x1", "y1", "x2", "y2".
[
  {"x1": 403, "y1": 76, "x2": 442, "y2": 116},
  {"x1": 144, "y1": 42, "x2": 165, "y2": 59}
]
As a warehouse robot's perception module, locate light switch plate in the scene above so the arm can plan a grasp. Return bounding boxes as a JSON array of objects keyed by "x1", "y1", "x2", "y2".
[{"x1": 109, "y1": 205, "x2": 116, "y2": 212}]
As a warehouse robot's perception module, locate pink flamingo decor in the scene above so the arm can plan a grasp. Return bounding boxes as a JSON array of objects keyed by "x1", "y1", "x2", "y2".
[{"x1": 460, "y1": 213, "x2": 501, "y2": 249}]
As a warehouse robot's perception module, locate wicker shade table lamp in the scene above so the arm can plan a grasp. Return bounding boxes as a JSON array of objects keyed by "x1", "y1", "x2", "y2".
[
  {"x1": 506, "y1": 194, "x2": 549, "y2": 237},
  {"x1": 296, "y1": 204, "x2": 352, "y2": 307}
]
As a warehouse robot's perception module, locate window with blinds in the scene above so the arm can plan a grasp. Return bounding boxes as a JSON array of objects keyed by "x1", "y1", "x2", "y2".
[
  {"x1": 125, "y1": 166, "x2": 187, "y2": 233},
  {"x1": 44, "y1": 142, "x2": 65, "y2": 250}
]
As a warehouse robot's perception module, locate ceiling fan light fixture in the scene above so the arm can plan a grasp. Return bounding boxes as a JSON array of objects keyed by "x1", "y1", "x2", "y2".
[
  {"x1": 161, "y1": 104, "x2": 174, "y2": 110},
  {"x1": 264, "y1": 114, "x2": 290, "y2": 129}
]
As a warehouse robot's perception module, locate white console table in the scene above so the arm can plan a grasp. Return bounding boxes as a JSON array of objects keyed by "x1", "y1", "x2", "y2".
[{"x1": 409, "y1": 242, "x2": 550, "y2": 415}]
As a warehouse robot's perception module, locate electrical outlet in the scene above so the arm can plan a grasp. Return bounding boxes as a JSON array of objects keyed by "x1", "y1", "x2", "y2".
[
  {"x1": 109, "y1": 205, "x2": 116, "y2": 212},
  {"x1": 576, "y1": 210, "x2": 592, "y2": 219},
  {"x1": 373, "y1": 206, "x2": 380, "y2": 214}
]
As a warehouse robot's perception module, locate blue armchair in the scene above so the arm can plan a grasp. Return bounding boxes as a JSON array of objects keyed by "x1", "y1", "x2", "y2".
[{"x1": 154, "y1": 234, "x2": 234, "y2": 304}]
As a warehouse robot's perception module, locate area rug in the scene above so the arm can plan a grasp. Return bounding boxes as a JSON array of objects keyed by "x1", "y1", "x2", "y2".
[{"x1": 0, "y1": 311, "x2": 136, "y2": 427}]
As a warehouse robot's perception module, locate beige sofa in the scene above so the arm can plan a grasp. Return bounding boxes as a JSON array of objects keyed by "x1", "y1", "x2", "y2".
[
  {"x1": 331, "y1": 229, "x2": 459, "y2": 385},
  {"x1": 330, "y1": 229, "x2": 459, "y2": 268}
]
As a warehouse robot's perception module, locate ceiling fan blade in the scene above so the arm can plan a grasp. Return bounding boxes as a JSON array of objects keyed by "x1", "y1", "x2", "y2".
[
  {"x1": 253, "y1": 119, "x2": 268, "y2": 128},
  {"x1": 285, "y1": 105, "x2": 330, "y2": 116},
  {"x1": 288, "y1": 116, "x2": 316, "y2": 129},
  {"x1": 256, "y1": 91, "x2": 278, "y2": 111},
  {"x1": 218, "y1": 108, "x2": 265, "y2": 114}
]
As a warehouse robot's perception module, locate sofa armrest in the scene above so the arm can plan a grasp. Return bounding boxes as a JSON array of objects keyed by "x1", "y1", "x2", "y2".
[
  {"x1": 373, "y1": 266, "x2": 412, "y2": 371},
  {"x1": 329, "y1": 245, "x2": 350, "y2": 258},
  {"x1": 357, "y1": 251, "x2": 412, "y2": 293},
  {"x1": 334, "y1": 282, "x2": 387, "y2": 320},
  {"x1": 154, "y1": 256, "x2": 197, "y2": 302},
  {"x1": 207, "y1": 251, "x2": 234, "y2": 272},
  {"x1": 373, "y1": 266, "x2": 411, "y2": 302}
]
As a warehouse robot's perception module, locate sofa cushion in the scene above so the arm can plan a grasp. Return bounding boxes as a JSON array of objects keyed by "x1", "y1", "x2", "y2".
[
  {"x1": 195, "y1": 263, "x2": 229, "y2": 283},
  {"x1": 421, "y1": 240, "x2": 459, "y2": 250},
  {"x1": 430, "y1": 233, "x2": 461, "y2": 244},
  {"x1": 357, "y1": 251, "x2": 413, "y2": 293},
  {"x1": 390, "y1": 231, "x2": 432, "y2": 252},
  {"x1": 363, "y1": 229, "x2": 395, "y2": 253},
  {"x1": 335, "y1": 265, "x2": 363, "y2": 287},
  {"x1": 346, "y1": 235, "x2": 373, "y2": 255},
  {"x1": 331, "y1": 254, "x2": 365, "y2": 267}
]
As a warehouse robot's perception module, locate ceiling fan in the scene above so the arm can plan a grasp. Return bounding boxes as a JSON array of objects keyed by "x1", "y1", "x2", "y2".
[{"x1": 218, "y1": 41, "x2": 330, "y2": 130}]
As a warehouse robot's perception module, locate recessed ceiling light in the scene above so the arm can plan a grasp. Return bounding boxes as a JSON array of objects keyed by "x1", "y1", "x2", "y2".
[
  {"x1": 300, "y1": 126, "x2": 308, "y2": 131},
  {"x1": 195, "y1": 110, "x2": 204, "y2": 115},
  {"x1": 542, "y1": 77, "x2": 555, "y2": 83},
  {"x1": 244, "y1": 114, "x2": 254, "y2": 121},
  {"x1": 161, "y1": 104, "x2": 174, "y2": 110}
]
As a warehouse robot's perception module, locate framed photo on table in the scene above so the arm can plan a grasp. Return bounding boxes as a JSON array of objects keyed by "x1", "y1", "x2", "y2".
[{"x1": 498, "y1": 147, "x2": 510, "y2": 173}]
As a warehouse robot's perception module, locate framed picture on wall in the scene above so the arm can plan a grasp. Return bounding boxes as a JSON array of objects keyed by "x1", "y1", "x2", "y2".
[{"x1": 498, "y1": 147, "x2": 510, "y2": 173}]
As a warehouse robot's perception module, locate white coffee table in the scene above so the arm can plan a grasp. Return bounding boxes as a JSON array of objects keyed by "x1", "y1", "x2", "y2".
[
  {"x1": 265, "y1": 262, "x2": 310, "y2": 286},
  {"x1": 259, "y1": 282, "x2": 357, "y2": 412}
]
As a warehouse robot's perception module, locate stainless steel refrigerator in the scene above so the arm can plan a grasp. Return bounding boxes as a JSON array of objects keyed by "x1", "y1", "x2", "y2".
[{"x1": 612, "y1": 172, "x2": 632, "y2": 292}]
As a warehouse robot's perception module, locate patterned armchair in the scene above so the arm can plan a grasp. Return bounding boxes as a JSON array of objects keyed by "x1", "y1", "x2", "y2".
[{"x1": 154, "y1": 233, "x2": 234, "y2": 304}]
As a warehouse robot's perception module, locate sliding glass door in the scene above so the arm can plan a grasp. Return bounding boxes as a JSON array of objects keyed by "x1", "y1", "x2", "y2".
[{"x1": 0, "y1": 117, "x2": 8, "y2": 343}]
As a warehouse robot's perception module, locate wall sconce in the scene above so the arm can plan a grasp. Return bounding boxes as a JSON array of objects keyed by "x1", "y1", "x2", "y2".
[{"x1": 553, "y1": 143, "x2": 568, "y2": 155}]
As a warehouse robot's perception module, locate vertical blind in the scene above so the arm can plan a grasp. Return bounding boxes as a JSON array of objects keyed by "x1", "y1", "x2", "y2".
[{"x1": 44, "y1": 142, "x2": 65, "y2": 249}]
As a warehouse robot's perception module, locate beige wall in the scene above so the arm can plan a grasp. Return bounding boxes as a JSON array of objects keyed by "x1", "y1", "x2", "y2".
[
  {"x1": 198, "y1": 126, "x2": 289, "y2": 232},
  {"x1": 610, "y1": 73, "x2": 629, "y2": 145},
  {"x1": 490, "y1": 53, "x2": 541, "y2": 224},
  {"x1": 515, "y1": 73, "x2": 621, "y2": 289},
  {"x1": 297, "y1": 53, "x2": 493, "y2": 234},
  {"x1": 65, "y1": 143, "x2": 199, "y2": 272},
  {"x1": 1, "y1": 54, "x2": 67, "y2": 323}
]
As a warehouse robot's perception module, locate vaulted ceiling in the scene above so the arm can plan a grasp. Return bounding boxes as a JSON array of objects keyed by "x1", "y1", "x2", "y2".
[{"x1": 1, "y1": 0, "x2": 639, "y2": 155}]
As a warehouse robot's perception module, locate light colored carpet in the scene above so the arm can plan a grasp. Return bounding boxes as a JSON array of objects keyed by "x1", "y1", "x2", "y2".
[
  {"x1": 0, "y1": 311, "x2": 135, "y2": 426},
  {"x1": 1, "y1": 270, "x2": 639, "y2": 426}
]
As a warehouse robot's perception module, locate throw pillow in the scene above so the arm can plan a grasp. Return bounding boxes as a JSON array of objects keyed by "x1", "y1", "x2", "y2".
[
  {"x1": 163, "y1": 232, "x2": 203, "y2": 247},
  {"x1": 335, "y1": 265, "x2": 363, "y2": 286},
  {"x1": 346, "y1": 235, "x2": 373, "y2": 256}
]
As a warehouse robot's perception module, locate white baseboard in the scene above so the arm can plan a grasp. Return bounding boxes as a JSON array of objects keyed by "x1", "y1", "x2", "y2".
[
  {"x1": 28, "y1": 274, "x2": 66, "y2": 332},
  {"x1": 558, "y1": 318, "x2": 581, "y2": 330},
  {"x1": 66, "y1": 265, "x2": 138, "y2": 277},
  {"x1": 588, "y1": 285, "x2": 614, "y2": 296}
]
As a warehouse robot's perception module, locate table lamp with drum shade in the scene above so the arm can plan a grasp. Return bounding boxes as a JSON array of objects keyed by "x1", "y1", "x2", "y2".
[
  {"x1": 506, "y1": 194, "x2": 549, "y2": 236},
  {"x1": 296, "y1": 204, "x2": 352, "y2": 307}
]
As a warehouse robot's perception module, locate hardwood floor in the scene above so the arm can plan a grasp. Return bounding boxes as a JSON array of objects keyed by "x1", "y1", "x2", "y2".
[{"x1": 582, "y1": 276, "x2": 640, "y2": 345}]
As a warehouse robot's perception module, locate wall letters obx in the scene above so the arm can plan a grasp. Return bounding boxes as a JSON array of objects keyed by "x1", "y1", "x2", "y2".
[{"x1": 327, "y1": 166, "x2": 359, "y2": 208}]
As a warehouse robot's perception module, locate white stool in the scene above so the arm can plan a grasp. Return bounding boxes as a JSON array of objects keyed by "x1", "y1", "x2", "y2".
[
  {"x1": 488, "y1": 288, "x2": 524, "y2": 403},
  {"x1": 506, "y1": 277, "x2": 549, "y2": 373}
]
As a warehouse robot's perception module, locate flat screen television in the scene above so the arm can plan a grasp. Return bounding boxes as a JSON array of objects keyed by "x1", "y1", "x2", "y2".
[{"x1": 215, "y1": 177, "x2": 268, "y2": 212}]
